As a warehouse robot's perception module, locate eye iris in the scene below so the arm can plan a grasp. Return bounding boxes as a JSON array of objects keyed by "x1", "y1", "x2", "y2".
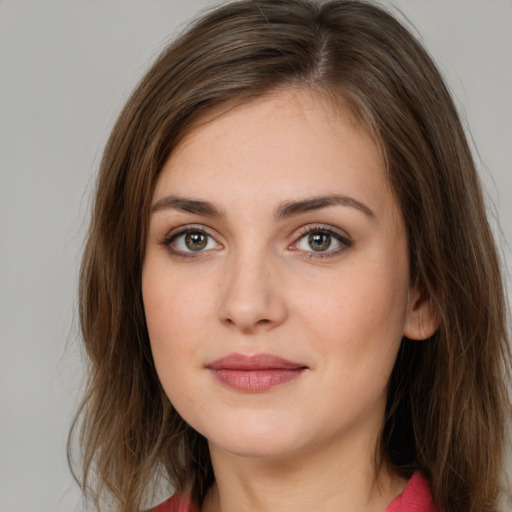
[
  {"x1": 308, "y1": 232, "x2": 331, "y2": 251},
  {"x1": 185, "y1": 232, "x2": 207, "y2": 251}
]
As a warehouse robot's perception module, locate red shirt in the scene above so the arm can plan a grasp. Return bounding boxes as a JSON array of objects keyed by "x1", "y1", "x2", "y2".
[
  {"x1": 385, "y1": 473, "x2": 440, "y2": 511},
  {"x1": 151, "y1": 472, "x2": 440, "y2": 512}
]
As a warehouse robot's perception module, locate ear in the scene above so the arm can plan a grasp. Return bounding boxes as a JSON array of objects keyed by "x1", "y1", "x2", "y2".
[{"x1": 403, "y1": 284, "x2": 439, "y2": 340}]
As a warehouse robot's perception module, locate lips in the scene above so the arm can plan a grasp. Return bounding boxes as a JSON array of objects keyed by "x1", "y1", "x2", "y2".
[{"x1": 206, "y1": 353, "x2": 307, "y2": 392}]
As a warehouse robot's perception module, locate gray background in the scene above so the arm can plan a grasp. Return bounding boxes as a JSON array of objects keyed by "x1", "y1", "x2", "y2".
[{"x1": 0, "y1": 1, "x2": 510, "y2": 511}]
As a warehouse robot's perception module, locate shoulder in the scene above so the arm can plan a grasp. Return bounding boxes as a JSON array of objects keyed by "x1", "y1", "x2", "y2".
[
  {"x1": 385, "y1": 472, "x2": 441, "y2": 512},
  {"x1": 150, "y1": 493, "x2": 198, "y2": 512}
]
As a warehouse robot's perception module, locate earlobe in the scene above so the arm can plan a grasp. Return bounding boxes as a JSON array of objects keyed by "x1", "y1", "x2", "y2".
[{"x1": 403, "y1": 285, "x2": 439, "y2": 340}]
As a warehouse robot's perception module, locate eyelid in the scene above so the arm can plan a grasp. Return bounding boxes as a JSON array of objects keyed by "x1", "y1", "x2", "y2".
[
  {"x1": 289, "y1": 224, "x2": 352, "y2": 257},
  {"x1": 162, "y1": 224, "x2": 223, "y2": 255},
  {"x1": 159, "y1": 222, "x2": 351, "y2": 259}
]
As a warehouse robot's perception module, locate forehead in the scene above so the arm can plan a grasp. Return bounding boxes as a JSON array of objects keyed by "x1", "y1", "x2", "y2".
[{"x1": 153, "y1": 89, "x2": 395, "y2": 221}]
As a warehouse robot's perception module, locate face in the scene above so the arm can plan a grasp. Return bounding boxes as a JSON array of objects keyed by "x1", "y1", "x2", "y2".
[{"x1": 143, "y1": 89, "x2": 428, "y2": 461}]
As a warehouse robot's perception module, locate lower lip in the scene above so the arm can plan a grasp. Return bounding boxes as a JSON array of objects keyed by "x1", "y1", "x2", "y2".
[{"x1": 210, "y1": 368, "x2": 305, "y2": 392}]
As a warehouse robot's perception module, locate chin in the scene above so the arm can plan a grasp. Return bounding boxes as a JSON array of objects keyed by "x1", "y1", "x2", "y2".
[
  {"x1": 196, "y1": 412, "x2": 308, "y2": 460},
  {"x1": 210, "y1": 434, "x2": 304, "y2": 460}
]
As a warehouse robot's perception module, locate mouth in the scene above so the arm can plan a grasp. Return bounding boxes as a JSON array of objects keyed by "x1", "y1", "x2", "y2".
[{"x1": 206, "y1": 353, "x2": 308, "y2": 392}]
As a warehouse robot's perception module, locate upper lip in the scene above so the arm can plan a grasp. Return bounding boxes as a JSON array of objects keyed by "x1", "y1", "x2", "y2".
[{"x1": 206, "y1": 353, "x2": 307, "y2": 370}]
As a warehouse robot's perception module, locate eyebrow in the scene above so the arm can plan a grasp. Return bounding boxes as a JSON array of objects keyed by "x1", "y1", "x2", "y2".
[
  {"x1": 151, "y1": 194, "x2": 374, "y2": 220},
  {"x1": 151, "y1": 196, "x2": 226, "y2": 217},
  {"x1": 275, "y1": 195, "x2": 374, "y2": 220}
]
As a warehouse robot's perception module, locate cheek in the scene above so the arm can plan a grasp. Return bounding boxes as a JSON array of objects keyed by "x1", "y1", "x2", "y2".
[
  {"x1": 142, "y1": 266, "x2": 221, "y2": 430},
  {"x1": 300, "y1": 266, "x2": 408, "y2": 341},
  {"x1": 295, "y1": 252, "x2": 409, "y2": 382},
  {"x1": 142, "y1": 263, "x2": 211, "y2": 387},
  {"x1": 143, "y1": 256, "x2": 215, "y2": 337}
]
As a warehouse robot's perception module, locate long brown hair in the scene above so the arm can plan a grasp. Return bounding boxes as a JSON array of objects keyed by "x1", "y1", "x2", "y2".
[{"x1": 69, "y1": 1, "x2": 511, "y2": 511}]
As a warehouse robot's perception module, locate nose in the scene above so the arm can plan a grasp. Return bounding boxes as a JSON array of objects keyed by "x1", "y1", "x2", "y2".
[{"x1": 217, "y1": 251, "x2": 288, "y2": 334}]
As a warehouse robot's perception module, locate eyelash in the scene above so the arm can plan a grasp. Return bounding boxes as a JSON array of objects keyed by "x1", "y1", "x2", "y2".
[
  {"x1": 161, "y1": 225, "x2": 221, "y2": 259},
  {"x1": 291, "y1": 225, "x2": 352, "y2": 259},
  {"x1": 161, "y1": 224, "x2": 352, "y2": 259}
]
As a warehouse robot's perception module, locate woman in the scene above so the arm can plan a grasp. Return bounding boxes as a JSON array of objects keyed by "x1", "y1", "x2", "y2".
[{"x1": 69, "y1": 1, "x2": 511, "y2": 511}]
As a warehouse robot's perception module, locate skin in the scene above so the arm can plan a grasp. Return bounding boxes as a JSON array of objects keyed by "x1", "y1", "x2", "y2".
[{"x1": 142, "y1": 89, "x2": 437, "y2": 512}]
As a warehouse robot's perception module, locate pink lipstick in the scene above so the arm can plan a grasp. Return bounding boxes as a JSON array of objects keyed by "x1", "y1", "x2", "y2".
[{"x1": 206, "y1": 353, "x2": 307, "y2": 392}]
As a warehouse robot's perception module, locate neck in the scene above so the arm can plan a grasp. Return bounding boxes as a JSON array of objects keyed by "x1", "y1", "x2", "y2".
[{"x1": 200, "y1": 432, "x2": 406, "y2": 512}]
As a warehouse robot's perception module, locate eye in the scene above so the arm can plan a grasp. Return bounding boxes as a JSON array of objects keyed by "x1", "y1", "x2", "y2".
[
  {"x1": 165, "y1": 227, "x2": 222, "y2": 254},
  {"x1": 292, "y1": 226, "x2": 351, "y2": 256}
]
